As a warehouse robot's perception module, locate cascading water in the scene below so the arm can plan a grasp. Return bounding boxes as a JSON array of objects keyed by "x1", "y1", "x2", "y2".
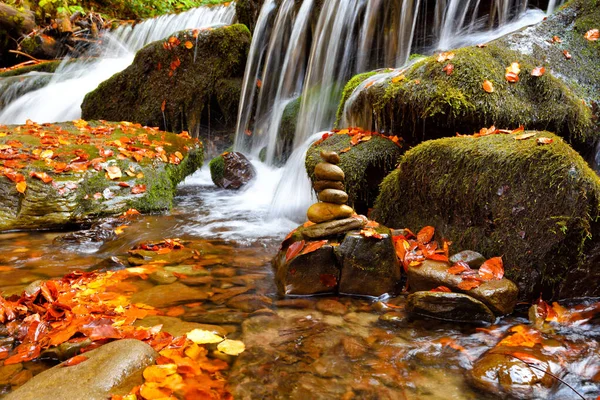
[{"x1": 0, "y1": 4, "x2": 236, "y2": 125}]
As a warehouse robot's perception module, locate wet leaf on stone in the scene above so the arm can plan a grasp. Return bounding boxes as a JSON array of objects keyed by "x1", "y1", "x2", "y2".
[
  {"x1": 186, "y1": 329, "x2": 223, "y2": 344},
  {"x1": 531, "y1": 66, "x2": 546, "y2": 77},
  {"x1": 478, "y1": 257, "x2": 504, "y2": 281},
  {"x1": 457, "y1": 279, "x2": 482, "y2": 290},
  {"x1": 430, "y1": 286, "x2": 451, "y2": 293},
  {"x1": 63, "y1": 355, "x2": 88, "y2": 366},
  {"x1": 285, "y1": 240, "x2": 305, "y2": 262},
  {"x1": 448, "y1": 261, "x2": 470, "y2": 275},
  {"x1": 217, "y1": 339, "x2": 245, "y2": 356},
  {"x1": 301, "y1": 240, "x2": 328, "y2": 255},
  {"x1": 417, "y1": 226, "x2": 435, "y2": 244}
]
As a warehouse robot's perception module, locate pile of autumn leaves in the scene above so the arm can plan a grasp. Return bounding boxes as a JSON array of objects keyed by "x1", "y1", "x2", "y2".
[
  {"x1": 0, "y1": 239, "x2": 242, "y2": 400},
  {"x1": 0, "y1": 119, "x2": 194, "y2": 195}
]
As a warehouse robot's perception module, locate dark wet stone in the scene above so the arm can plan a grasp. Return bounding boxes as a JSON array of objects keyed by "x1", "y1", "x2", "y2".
[
  {"x1": 5, "y1": 339, "x2": 157, "y2": 400},
  {"x1": 133, "y1": 315, "x2": 227, "y2": 337},
  {"x1": 449, "y1": 250, "x2": 486, "y2": 269},
  {"x1": 313, "y1": 180, "x2": 345, "y2": 192},
  {"x1": 273, "y1": 242, "x2": 340, "y2": 296},
  {"x1": 301, "y1": 217, "x2": 366, "y2": 239},
  {"x1": 212, "y1": 151, "x2": 257, "y2": 190},
  {"x1": 334, "y1": 228, "x2": 400, "y2": 297},
  {"x1": 130, "y1": 282, "x2": 208, "y2": 308},
  {"x1": 314, "y1": 162, "x2": 345, "y2": 181},
  {"x1": 40, "y1": 339, "x2": 92, "y2": 361},
  {"x1": 407, "y1": 291, "x2": 495, "y2": 323},
  {"x1": 407, "y1": 260, "x2": 518, "y2": 315},
  {"x1": 183, "y1": 309, "x2": 248, "y2": 325},
  {"x1": 320, "y1": 150, "x2": 340, "y2": 164},
  {"x1": 316, "y1": 299, "x2": 348, "y2": 315},
  {"x1": 274, "y1": 298, "x2": 316, "y2": 309},
  {"x1": 318, "y1": 189, "x2": 348, "y2": 205},
  {"x1": 211, "y1": 267, "x2": 237, "y2": 278},
  {"x1": 181, "y1": 275, "x2": 214, "y2": 286}
]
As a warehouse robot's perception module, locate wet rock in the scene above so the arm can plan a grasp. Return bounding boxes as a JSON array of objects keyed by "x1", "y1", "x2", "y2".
[
  {"x1": 133, "y1": 315, "x2": 227, "y2": 337},
  {"x1": 40, "y1": 339, "x2": 92, "y2": 361},
  {"x1": 274, "y1": 298, "x2": 316, "y2": 309},
  {"x1": 314, "y1": 162, "x2": 345, "y2": 181},
  {"x1": 407, "y1": 291, "x2": 495, "y2": 323},
  {"x1": 318, "y1": 189, "x2": 349, "y2": 204},
  {"x1": 307, "y1": 203, "x2": 354, "y2": 223},
  {"x1": 210, "y1": 286, "x2": 251, "y2": 304},
  {"x1": 180, "y1": 275, "x2": 214, "y2": 286},
  {"x1": 273, "y1": 242, "x2": 340, "y2": 296},
  {"x1": 320, "y1": 150, "x2": 341, "y2": 164},
  {"x1": 226, "y1": 294, "x2": 273, "y2": 312},
  {"x1": 164, "y1": 265, "x2": 209, "y2": 276},
  {"x1": 149, "y1": 269, "x2": 178, "y2": 285},
  {"x1": 209, "y1": 151, "x2": 256, "y2": 190},
  {"x1": 313, "y1": 180, "x2": 345, "y2": 192},
  {"x1": 341, "y1": 336, "x2": 368, "y2": 359},
  {"x1": 5, "y1": 339, "x2": 157, "y2": 400},
  {"x1": 334, "y1": 228, "x2": 400, "y2": 296},
  {"x1": 406, "y1": 260, "x2": 518, "y2": 315},
  {"x1": 449, "y1": 250, "x2": 486, "y2": 269},
  {"x1": 379, "y1": 311, "x2": 409, "y2": 324},
  {"x1": 130, "y1": 282, "x2": 208, "y2": 308},
  {"x1": 301, "y1": 217, "x2": 366, "y2": 239},
  {"x1": 183, "y1": 309, "x2": 248, "y2": 325},
  {"x1": 211, "y1": 267, "x2": 237, "y2": 278},
  {"x1": 0, "y1": 364, "x2": 23, "y2": 385},
  {"x1": 316, "y1": 299, "x2": 348, "y2": 315}
]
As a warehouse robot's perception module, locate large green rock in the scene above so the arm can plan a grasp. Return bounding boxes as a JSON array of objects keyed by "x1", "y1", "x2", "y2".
[
  {"x1": 81, "y1": 24, "x2": 251, "y2": 143},
  {"x1": 0, "y1": 120, "x2": 203, "y2": 231},
  {"x1": 373, "y1": 132, "x2": 600, "y2": 300},
  {"x1": 305, "y1": 133, "x2": 402, "y2": 214},
  {"x1": 337, "y1": 0, "x2": 599, "y2": 153}
]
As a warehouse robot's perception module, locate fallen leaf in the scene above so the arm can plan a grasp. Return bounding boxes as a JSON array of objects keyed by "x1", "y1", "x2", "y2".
[
  {"x1": 482, "y1": 80, "x2": 494, "y2": 93},
  {"x1": 431, "y1": 286, "x2": 451, "y2": 293},
  {"x1": 478, "y1": 257, "x2": 504, "y2": 280},
  {"x1": 563, "y1": 50, "x2": 572, "y2": 60},
  {"x1": 360, "y1": 228, "x2": 383, "y2": 239},
  {"x1": 131, "y1": 184, "x2": 146, "y2": 194},
  {"x1": 105, "y1": 166, "x2": 122, "y2": 180},
  {"x1": 286, "y1": 240, "x2": 305, "y2": 262},
  {"x1": 537, "y1": 137, "x2": 553, "y2": 144},
  {"x1": 161, "y1": 99, "x2": 166, "y2": 112},
  {"x1": 29, "y1": 171, "x2": 52, "y2": 183},
  {"x1": 217, "y1": 339, "x2": 245, "y2": 356},
  {"x1": 531, "y1": 66, "x2": 546, "y2": 77},
  {"x1": 256, "y1": 79, "x2": 262, "y2": 88},
  {"x1": 442, "y1": 63, "x2": 454, "y2": 75},
  {"x1": 300, "y1": 240, "x2": 327, "y2": 255},
  {"x1": 186, "y1": 329, "x2": 223, "y2": 344},
  {"x1": 457, "y1": 279, "x2": 482, "y2": 290},
  {"x1": 391, "y1": 74, "x2": 405, "y2": 83},
  {"x1": 584, "y1": 28, "x2": 599, "y2": 41},
  {"x1": 505, "y1": 71, "x2": 519, "y2": 83},
  {"x1": 476, "y1": 43, "x2": 488, "y2": 48},
  {"x1": 16, "y1": 181, "x2": 26, "y2": 194},
  {"x1": 448, "y1": 261, "x2": 470, "y2": 275},
  {"x1": 436, "y1": 52, "x2": 455, "y2": 63},
  {"x1": 551, "y1": 35, "x2": 562, "y2": 43},
  {"x1": 184, "y1": 40, "x2": 194, "y2": 49},
  {"x1": 417, "y1": 226, "x2": 435, "y2": 244},
  {"x1": 63, "y1": 355, "x2": 88, "y2": 366},
  {"x1": 515, "y1": 132, "x2": 537, "y2": 140}
]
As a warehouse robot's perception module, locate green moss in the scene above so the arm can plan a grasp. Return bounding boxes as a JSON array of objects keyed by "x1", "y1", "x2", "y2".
[
  {"x1": 305, "y1": 134, "x2": 403, "y2": 213},
  {"x1": 335, "y1": 70, "x2": 384, "y2": 127},
  {"x1": 373, "y1": 132, "x2": 600, "y2": 300},
  {"x1": 209, "y1": 154, "x2": 225, "y2": 185}
]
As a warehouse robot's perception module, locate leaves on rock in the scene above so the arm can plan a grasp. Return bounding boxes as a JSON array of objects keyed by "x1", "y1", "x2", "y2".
[
  {"x1": 478, "y1": 257, "x2": 504, "y2": 280},
  {"x1": 417, "y1": 226, "x2": 434, "y2": 244},
  {"x1": 430, "y1": 286, "x2": 451, "y2": 293},
  {"x1": 531, "y1": 66, "x2": 546, "y2": 77},
  {"x1": 482, "y1": 80, "x2": 494, "y2": 93},
  {"x1": 436, "y1": 52, "x2": 455, "y2": 63},
  {"x1": 585, "y1": 28, "x2": 599, "y2": 41},
  {"x1": 563, "y1": 50, "x2": 572, "y2": 60},
  {"x1": 286, "y1": 240, "x2": 305, "y2": 262},
  {"x1": 301, "y1": 240, "x2": 328, "y2": 255},
  {"x1": 537, "y1": 137, "x2": 553, "y2": 145},
  {"x1": 63, "y1": 355, "x2": 88, "y2": 367}
]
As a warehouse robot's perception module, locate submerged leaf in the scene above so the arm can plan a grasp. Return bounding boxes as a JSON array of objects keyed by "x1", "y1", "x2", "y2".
[
  {"x1": 186, "y1": 329, "x2": 223, "y2": 344},
  {"x1": 217, "y1": 339, "x2": 245, "y2": 356}
]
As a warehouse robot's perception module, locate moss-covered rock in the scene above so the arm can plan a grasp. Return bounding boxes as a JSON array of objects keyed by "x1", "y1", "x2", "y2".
[
  {"x1": 337, "y1": 0, "x2": 599, "y2": 153},
  {"x1": 235, "y1": 0, "x2": 264, "y2": 32},
  {"x1": 306, "y1": 133, "x2": 403, "y2": 214},
  {"x1": 81, "y1": 24, "x2": 251, "y2": 145},
  {"x1": 209, "y1": 151, "x2": 255, "y2": 189},
  {"x1": 0, "y1": 120, "x2": 203, "y2": 231},
  {"x1": 373, "y1": 132, "x2": 600, "y2": 300}
]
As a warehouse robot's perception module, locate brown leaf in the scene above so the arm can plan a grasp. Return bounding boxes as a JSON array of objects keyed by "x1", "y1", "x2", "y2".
[
  {"x1": 319, "y1": 274, "x2": 338, "y2": 288},
  {"x1": 563, "y1": 50, "x2": 572, "y2": 60},
  {"x1": 417, "y1": 226, "x2": 435, "y2": 244},
  {"x1": 531, "y1": 66, "x2": 546, "y2": 77},
  {"x1": 515, "y1": 132, "x2": 537, "y2": 140},
  {"x1": 584, "y1": 28, "x2": 599, "y2": 41},
  {"x1": 131, "y1": 184, "x2": 146, "y2": 194},
  {"x1": 436, "y1": 52, "x2": 455, "y2": 63},
  {"x1": 505, "y1": 71, "x2": 519, "y2": 83},
  {"x1": 361, "y1": 228, "x2": 383, "y2": 239},
  {"x1": 29, "y1": 171, "x2": 53, "y2": 183},
  {"x1": 286, "y1": 240, "x2": 305, "y2": 262},
  {"x1": 482, "y1": 80, "x2": 494, "y2": 93},
  {"x1": 478, "y1": 256, "x2": 504, "y2": 281}
]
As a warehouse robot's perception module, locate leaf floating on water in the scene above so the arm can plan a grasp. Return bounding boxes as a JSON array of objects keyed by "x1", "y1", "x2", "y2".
[
  {"x1": 563, "y1": 50, "x2": 572, "y2": 60},
  {"x1": 584, "y1": 28, "x2": 599, "y2": 41},
  {"x1": 217, "y1": 339, "x2": 245, "y2": 356},
  {"x1": 482, "y1": 80, "x2": 494, "y2": 93},
  {"x1": 514, "y1": 132, "x2": 537, "y2": 140},
  {"x1": 431, "y1": 286, "x2": 452, "y2": 293},
  {"x1": 285, "y1": 240, "x2": 305, "y2": 262},
  {"x1": 531, "y1": 66, "x2": 546, "y2": 77},
  {"x1": 478, "y1": 256, "x2": 504, "y2": 281},
  {"x1": 63, "y1": 355, "x2": 88, "y2": 367},
  {"x1": 537, "y1": 137, "x2": 553, "y2": 145},
  {"x1": 186, "y1": 329, "x2": 223, "y2": 344}
]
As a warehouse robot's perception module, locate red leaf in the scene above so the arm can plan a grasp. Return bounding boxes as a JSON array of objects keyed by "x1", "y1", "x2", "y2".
[
  {"x1": 301, "y1": 240, "x2": 327, "y2": 255},
  {"x1": 285, "y1": 240, "x2": 305, "y2": 262},
  {"x1": 442, "y1": 63, "x2": 454, "y2": 76},
  {"x1": 319, "y1": 274, "x2": 338, "y2": 288},
  {"x1": 478, "y1": 257, "x2": 504, "y2": 281},
  {"x1": 63, "y1": 355, "x2": 88, "y2": 366},
  {"x1": 447, "y1": 261, "x2": 470, "y2": 275},
  {"x1": 431, "y1": 286, "x2": 451, "y2": 293},
  {"x1": 426, "y1": 253, "x2": 448, "y2": 262},
  {"x1": 417, "y1": 226, "x2": 435, "y2": 244},
  {"x1": 457, "y1": 279, "x2": 482, "y2": 290},
  {"x1": 131, "y1": 184, "x2": 146, "y2": 194}
]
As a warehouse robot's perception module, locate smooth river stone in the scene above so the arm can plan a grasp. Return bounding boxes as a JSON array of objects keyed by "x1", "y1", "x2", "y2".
[
  {"x1": 320, "y1": 150, "x2": 340, "y2": 164},
  {"x1": 314, "y1": 163, "x2": 345, "y2": 181},
  {"x1": 314, "y1": 180, "x2": 345, "y2": 192},
  {"x1": 302, "y1": 217, "x2": 366, "y2": 239},
  {"x1": 307, "y1": 203, "x2": 354, "y2": 223},
  {"x1": 318, "y1": 189, "x2": 348, "y2": 204}
]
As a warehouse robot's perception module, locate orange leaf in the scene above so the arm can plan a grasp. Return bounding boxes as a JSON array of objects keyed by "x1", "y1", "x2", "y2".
[
  {"x1": 551, "y1": 35, "x2": 562, "y2": 43},
  {"x1": 63, "y1": 355, "x2": 88, "y2": 366},
  {"x1": 426, "y1": 253, "x2": 448, "y2": 262},
  {"x1": 457, "y1": 279, "x2": 482, "y2": 290},
  {"x1": 301, "y1": 240, "x2": 327, "y2": 255},
  {"x1": 431, "y1": 286, "x2": 451, "y2": 293},
  {"x1": 447, "y1": 261, "x2": 470, "y2": 275},
  {"x1": 161, "y1": 99, "x2": 166, "y2": 112},
  {"x1": 482, "y1": 80, "x2": 494, "y2": 93},
  {"x1": 131, "y1": 184, "x2": 146, "y2": 194},
  {"x1": 184, "y1": 41, "x2": 194, "y2": 49},
  {"x1": 584, "y1": 28, "x2": 599, "y2": 41},
  {"x1": 29, "y1": 171, "x2": 53, "y2": 183},
  {"x1": 16, "y1": 181, "x2": 26, "y2": 194},
  {"x1": 436, "y1": 52, "x2": 455, "y2": 62},
  {"x1": 531, "y1": 66, "x2": 546, "y2": 77},
  {"x1": 478, "y1": 257, "x2": 504, "y2": 281},
  {"x1": 442, "y1": 63, "x2": 454, "y2": 76},
  {"x1": 360, "y1": 228, "x2": 383, "y2": 239},
  {"x1": 563, "y1": 50, "x2": 572, "y2": 60},
  {"x1": 505, "y1": 71, "x2": 519, "y2": 83},
  {"x1": 285, "y1": 240, "x2": 305, "y2": 262},
  {"x1": 256, "y1": 79, "x2": 262, "y2": 88},
  {"x1": 537, "y1": 137, "x2": 553, "y2": 145},
  {"x1": 417, "y1": 226, "x2": 434, "y2": 244}
]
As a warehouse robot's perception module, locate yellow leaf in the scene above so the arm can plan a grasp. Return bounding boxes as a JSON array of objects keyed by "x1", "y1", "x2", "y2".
[
  {"x1": 105, "y1": 166, "x2": 122, "y2": 180},
  {"x1": 217, "y1": 339, "x2": 245, "y2": 356},
  {"x1": 514, "y1": 132, "x2": 537, "y2": 140},
  {"x1": 16, "y1": 181, "x2": 26, "y2": 194},
  {"x1": 143, "y1": 364, "x2": 178, "y2": 382},
  {"x1": 391, "y1": 75, "x2": 405, "y2": 83},
  {"x1": 186, "y1": 329, "x2": 223, "y2": 344},
  {"x1": 40, "y1": 149, "x2": 54, "y2": 159}
]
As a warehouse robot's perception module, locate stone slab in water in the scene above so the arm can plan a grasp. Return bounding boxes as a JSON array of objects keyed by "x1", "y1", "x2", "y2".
[
  {"x1": 334, "y1": 229, "x2": 400, "y2": 296},
  {"x1": 130, "y1": 282, "x2": 208, "y2": 308},
  {"x1": 407, "y1": 291, "x2": 495, "y2": 323},
  {"x1": 5, "y1": 339, "x2": 157, "y2": 400}
]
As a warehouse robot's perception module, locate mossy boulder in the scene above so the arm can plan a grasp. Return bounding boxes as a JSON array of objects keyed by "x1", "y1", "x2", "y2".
[
  {"x1": 337, "y1": 0, "x2": 599, "y2": 154},
  {"x1": 81, "y1": 24, "x2": 250, "y2": 146},
  {"x1": 373, "y1": 132, "x2": 600, "y2": 300},
  {"x1": 305, "y1": 133, "x2": 402, "y2": 214},
  {"x1": 235, "y1": 0, "x2": 265, "y2": 33},
  {"x1": 0, "y1": 120, "x2": 203, "y2": 231},
  {"x1": 209, "y1": 151, "x2": 255, "y2": 189}
]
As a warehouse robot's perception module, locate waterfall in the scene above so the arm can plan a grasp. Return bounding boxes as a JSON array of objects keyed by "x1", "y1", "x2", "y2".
[{"x1": 0, "y1": 4, "x2": 236, "y2": 125}]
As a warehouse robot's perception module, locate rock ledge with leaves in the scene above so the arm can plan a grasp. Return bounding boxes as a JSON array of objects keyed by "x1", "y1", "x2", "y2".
[{"x1": 0, "y1": 120, "x2": 203, "y2": 231}]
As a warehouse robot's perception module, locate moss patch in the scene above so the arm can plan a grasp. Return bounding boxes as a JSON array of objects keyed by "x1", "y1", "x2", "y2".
[
  {"x1": 306, "y1": 133, "x2": 403, "y2": 214},
  {"x1": 373, "y1": 132, "x2": 600, "y2": 300},
  {"x1": 208, "y1": 153, "x2": 225, "y2": 185}
]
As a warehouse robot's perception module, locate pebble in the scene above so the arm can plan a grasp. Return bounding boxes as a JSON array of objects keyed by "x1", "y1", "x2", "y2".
[
  {"x1": 314, "y1": 163, "x2": 345, "y2": 181},
  {"x1": 307, "y1": 203, "x2": 354, "y2": 223},
  {"x1": 320, "y1": 150, "x2": 341, "y2": 164},
  {"x1": 318, "y1": 188, "x2": 348, "y2": 205},
  {"x1": 314, "y1": 180, "x2": 345, "y2": 191}
]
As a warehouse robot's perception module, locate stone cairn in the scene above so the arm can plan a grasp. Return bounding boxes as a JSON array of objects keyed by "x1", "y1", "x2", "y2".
[{"x1": 304, "y1": 151, "x2": 366, "y2": 239}]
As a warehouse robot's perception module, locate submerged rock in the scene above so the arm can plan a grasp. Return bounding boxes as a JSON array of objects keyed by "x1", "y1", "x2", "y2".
[
  {"x1": 209, "y1": 151, "x2": 256, "y2": 189},
  {"x1": 375, "y1": 132, "x2": 600, "y2": 300},
  {"x1": 130, "y1": 282, "x2": 208, "y2": 308},
  {"x1": 5, "y1": 339, "x2": 157, "y2": 400},
  {"x1": 407, "y1": 291, "x2": 495, "y2": 323},
  {"x1": 82, "y1": 24, "x2": 251, "y2": 143},
  {"x1": 0, "y1": 121, "x2": 202, "y2": 232}
]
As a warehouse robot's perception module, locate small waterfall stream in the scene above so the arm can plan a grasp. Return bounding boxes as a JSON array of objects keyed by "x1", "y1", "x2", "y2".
[{"x1": 0, "y1": 4, "x2": 236, "y2": 125}]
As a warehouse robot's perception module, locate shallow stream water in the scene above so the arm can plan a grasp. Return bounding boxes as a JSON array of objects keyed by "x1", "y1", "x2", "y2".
[{"x1": 0, "y1": 169, "x2": 598, "y2": 399}]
